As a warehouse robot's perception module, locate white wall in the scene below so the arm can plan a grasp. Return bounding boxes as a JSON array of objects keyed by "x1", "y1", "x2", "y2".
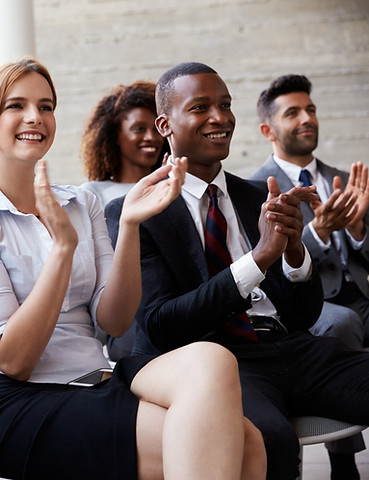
[{"x1": 14, "y1": 0, "x2": 369, "y2": 184}]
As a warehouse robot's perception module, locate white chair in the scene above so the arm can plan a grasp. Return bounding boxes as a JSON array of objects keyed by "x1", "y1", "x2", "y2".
[{"x1": 290, "y1": 416, "x2": 368, "y2": 479}]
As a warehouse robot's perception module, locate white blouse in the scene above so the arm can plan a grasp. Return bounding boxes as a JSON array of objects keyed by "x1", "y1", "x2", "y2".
[
  {"x1": 0, "y1": 185, "x2": 114, "y2": 384},
  {"x1": 80, "y1": 180, "x2": 134, "y2": 209}
]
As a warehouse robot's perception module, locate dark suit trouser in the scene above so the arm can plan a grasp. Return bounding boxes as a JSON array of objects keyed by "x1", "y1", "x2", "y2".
[{"x1": 234, "y1": 331, "x2": 369, "y2": 480}]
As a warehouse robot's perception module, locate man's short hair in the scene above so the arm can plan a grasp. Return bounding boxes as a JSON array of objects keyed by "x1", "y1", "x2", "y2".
[
  {"x1": 257, "y1": 74, "x2": 312, "y2": 123},
  {"x1": 156, "y1": 62, "x2": 217, "y2": 115}
]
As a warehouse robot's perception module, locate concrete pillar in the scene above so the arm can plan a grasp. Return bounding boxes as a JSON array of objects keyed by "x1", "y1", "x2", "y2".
[{"x1": 0, "y1": 0, "x2": 36, "y2": 64}]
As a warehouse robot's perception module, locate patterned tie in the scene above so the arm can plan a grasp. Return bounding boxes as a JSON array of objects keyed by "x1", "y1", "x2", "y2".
[{"x1": 204, "y1": 184, "x2": 260, "y2": 343}]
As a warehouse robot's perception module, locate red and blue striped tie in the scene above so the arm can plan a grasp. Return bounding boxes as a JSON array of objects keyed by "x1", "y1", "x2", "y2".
[{"x1": 204, "y1": 184, "x2": 260, "y2": 343}]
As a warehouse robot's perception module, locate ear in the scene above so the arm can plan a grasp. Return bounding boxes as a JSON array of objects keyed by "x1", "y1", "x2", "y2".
[
  {"x1": 155, "y1": 114, "x2": 172, "y2": 138},
  {"x1": 260, "y1": 123, "x2": 276, "y2": 142}
]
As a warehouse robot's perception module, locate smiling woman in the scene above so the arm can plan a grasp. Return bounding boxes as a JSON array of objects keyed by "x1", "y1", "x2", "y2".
[
  {"x1": 0, "y1": 62, "x2": 56, "y2": 217},
  {"x1": 79, "y1": 81, "x2": 170, "y2": 209}
]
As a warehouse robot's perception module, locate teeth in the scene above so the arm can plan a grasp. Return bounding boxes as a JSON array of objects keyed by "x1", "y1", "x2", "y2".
[
  {"x1": 141, "y1": 147, "x2": 156, "y2": 152},
  {"x1": 207, "y1": 132, "x2": 227, "y2": 139},
  {"x1": 17, "y1": 133, "x2": 42, "y2": 141}
]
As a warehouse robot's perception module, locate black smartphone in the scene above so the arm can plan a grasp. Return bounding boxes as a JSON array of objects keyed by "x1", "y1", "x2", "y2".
[{"x1": 68, "y1": 368, "x2": 113, "y2": 387}]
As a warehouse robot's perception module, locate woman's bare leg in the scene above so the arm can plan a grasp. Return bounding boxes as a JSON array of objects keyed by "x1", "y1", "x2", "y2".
[
  {"x1": 132, "y1": 341, "x2": 266, "y2": 480},
  {"x1": 135, "y1": 405, "x2": 267, "y2": 480},
  {"x1": 135, "y1": 400, "x2": 165, "y2": 480},
  {"x1": 241, "y1": 417, "x2": 267, "y2": 480}
]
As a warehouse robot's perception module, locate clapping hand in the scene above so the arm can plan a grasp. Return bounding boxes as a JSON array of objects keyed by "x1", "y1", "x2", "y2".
[
  {"x1": 310, "y1": 162, "x2": 368, "y2": 242},
  {"x1": 344, "y1": 162, "x2": 369, "y2": 239},
  {"x1": 34, "y1": 160, "x2": 78, "y2": 250},
  {"x1": 121, "y1": 156, "x2": 187, "y2": 225},
  {"x1": 254, "y1": 177, "x2": 316, "y2": 272}
]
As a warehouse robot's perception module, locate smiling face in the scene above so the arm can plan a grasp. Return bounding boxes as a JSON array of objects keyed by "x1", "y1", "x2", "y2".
[
  {"x1": 266, "y1": 91, "x2": 319, "y2": 165},
  {"x1": 117, "y1": 107, "x2": 164, "y2": 174},
  {"x1": 0, "y1": 71, "x2": 56, "y2": 167},
  {"x1": 157, "y1": 73, "x2": 235, "y2": 181}
]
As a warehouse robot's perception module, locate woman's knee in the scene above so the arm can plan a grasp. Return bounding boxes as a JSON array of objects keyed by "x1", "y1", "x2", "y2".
[
  {"x1": 185, "y1": 341, "x2": 237, "y2": 367},
  {"x1": 182, "y1": 342, "x2": 241, "y2": 391}
]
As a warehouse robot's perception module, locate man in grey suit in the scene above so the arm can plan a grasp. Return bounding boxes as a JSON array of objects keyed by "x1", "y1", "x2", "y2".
[{"x1": 251, "y1": 73, "x2": 369, "y2": 478}]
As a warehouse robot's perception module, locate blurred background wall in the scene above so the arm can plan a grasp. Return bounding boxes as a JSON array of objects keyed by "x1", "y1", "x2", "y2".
[{"x1": 3, "y1": 0, "x2": 369, "y2": 185}]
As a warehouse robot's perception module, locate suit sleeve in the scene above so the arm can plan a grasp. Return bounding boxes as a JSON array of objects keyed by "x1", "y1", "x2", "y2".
[
  {"x1": 104, "y1": 196, "x2": 125, "y2": 249},
  {"x1": 136, "y1": 223, "x2": 253, "y2": 352},
  {"x1": 136, "y1": 222, "x2": 323, "y2": 353},
  {"x1": 344, "y1": 208, "x2": 369, "y2": 262},
  {"x1": 261, "y1": 260, "x2": 324, "y2": 333},
  {"x1": 301, "y1": 224, "x2": 338, "y2": 266}
]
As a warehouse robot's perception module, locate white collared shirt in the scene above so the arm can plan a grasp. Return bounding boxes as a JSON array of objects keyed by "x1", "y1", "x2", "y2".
[
  {"x1": 181, "y1": 166, "x2": 312, "y2": 317},
  {"x1": 0, "y1": 185, "x2": 113, "y2": 383}
]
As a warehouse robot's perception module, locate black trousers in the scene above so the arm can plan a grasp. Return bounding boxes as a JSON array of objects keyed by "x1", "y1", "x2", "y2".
[{"x1": 233, "y1": 331, "x2": 369, "y2": 480}]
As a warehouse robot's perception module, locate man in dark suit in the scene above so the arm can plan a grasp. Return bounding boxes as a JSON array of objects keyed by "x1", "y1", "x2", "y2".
[
  {"x1": 250, "y1": 74, "x2": 369, "y2": 478},
  {"x1": 105, "y1": 63, "x2": 369, "y2": 480}
]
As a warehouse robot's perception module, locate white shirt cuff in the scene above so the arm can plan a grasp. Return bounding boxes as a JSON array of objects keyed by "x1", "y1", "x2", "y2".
[
  {"x1": 282, "y1": 243, "x2": 312, "y2": 282},
  {"x1": 308, "y1": 221, "x2": 330, "y2": 251},
  {"x1": 345, "y1": 228, "x2": 366, "y2": 250},
  {"x1": 230, "y1": 244, "x2": 312, "y2": 300},
  {"x1": 230, "y1": 252, "x2": 266, "y2": 299}
]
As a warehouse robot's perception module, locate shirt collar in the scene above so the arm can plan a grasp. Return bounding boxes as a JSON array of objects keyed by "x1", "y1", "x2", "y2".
[
  {"x1": 273, "y1": 154, "x2": 319, "y2": 184},
  {"x1": 182, "y1": 165, "x2": 229, "y2": 200},
  {"x1": 0, "y1": 185, "x2": 77, "y2": 215}
]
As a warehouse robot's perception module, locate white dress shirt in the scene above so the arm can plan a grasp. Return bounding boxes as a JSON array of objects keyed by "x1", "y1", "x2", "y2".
[
  {"x1": 181, "y1": 166, "x2": 312, "y2": 319},
  {"x1": 0, "y1": 186, "x2": 113, "y2": 383}
]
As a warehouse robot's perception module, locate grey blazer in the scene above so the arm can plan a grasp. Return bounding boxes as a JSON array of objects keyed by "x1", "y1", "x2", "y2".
[{"x1": 251, "y1": 155, "x2": 369, "y2": 299}]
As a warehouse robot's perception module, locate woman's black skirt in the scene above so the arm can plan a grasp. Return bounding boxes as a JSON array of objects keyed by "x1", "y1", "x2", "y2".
[{"x1": 0, "y1": 355, "x2": 154, "y2": 480}]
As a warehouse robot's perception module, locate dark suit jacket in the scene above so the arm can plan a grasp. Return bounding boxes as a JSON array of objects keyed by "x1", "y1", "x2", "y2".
[
  {"x1": 251, "y1": 155, "x2": 369, "y2": 299},
  {"x1": 105, "y1": 171, "x2": 324, "y2": 356}
]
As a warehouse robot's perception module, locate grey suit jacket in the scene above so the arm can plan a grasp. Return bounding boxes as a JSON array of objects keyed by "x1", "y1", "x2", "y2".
[{"x1": 251, "y1": 155, "x2": 369, "y2": 299}]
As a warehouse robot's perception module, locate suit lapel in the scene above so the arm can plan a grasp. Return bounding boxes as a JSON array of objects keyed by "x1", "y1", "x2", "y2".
[
  {"x1": 162, "y1": 196, "x2": 210, "y2": 281},
  {"x1": 316, "y1": 160, "x2": 348, "y2": 260},
  {"x1": 226, "y1": 173, "x2": 265, "y2": 248},
  {"x1": 264, "y1": 155, "x2": 293, "y2": 194},
  {"x1": 266, "y1": 156, "x2": 318, "y2": 223}
]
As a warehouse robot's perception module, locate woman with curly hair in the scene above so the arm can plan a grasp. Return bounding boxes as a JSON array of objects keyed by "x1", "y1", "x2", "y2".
[{"x1": 80, "y1": 81, "x2": 169, "y2": 208}]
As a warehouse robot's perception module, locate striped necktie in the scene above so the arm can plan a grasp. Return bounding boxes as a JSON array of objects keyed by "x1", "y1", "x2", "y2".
[{"x1": 204, "y1": 184, "x2": 260, "y2": 343}]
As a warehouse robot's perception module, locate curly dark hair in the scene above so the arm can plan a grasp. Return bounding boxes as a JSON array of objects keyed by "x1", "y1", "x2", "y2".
[
  {"x1": 257, "y1": 74, "x2": 312, "y2": 123},
  {"x1": 80, "y1": 81, "x2": 168, "y2": 181}
]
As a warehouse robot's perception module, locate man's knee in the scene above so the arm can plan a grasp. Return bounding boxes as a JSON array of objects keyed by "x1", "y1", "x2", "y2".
[{"x1": 310, "y1": 302, "x2": 364, "y2": 350}]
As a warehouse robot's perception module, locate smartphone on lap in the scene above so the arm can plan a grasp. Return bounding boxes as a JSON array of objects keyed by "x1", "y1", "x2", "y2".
[{"x1": 68, "y1": 368, "x2": 113, "y2": 387}]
